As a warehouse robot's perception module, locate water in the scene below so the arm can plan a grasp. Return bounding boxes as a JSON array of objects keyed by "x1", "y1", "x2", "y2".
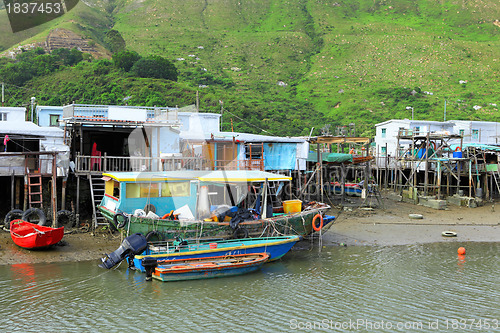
[{"x1": 1, "y1": 242, "x2": 499, "y2": 332}]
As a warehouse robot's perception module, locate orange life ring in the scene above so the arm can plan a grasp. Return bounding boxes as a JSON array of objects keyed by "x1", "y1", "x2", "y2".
[
  {"x1": 312, "y1": 214, "x2": 324, "y2": 232},
  {"x1": 430, "y1": 141, "x2": 437, "y2": 150},
  {"x1": 455, "y1": 146, "x2": 462, "y2": 152},
  {"x1": 161, "y1": 210, "x2": 174, "y2": 220}
]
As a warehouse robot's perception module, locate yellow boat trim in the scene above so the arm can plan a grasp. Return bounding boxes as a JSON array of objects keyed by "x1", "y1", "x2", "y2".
[
  {"x1": 102, "y1": 174, "x2": 196, "y2": 182},
  {"x1": 135, "y1": 236, "x2": 299, "y2": 259},
  {"x1": 102, "y1": 170, "x2": 291, "y2": 183}
]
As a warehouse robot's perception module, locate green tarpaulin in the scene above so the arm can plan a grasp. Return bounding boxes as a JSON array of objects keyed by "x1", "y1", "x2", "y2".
[{"x1": 307, "y1": 152, "x2": 353, "y2": 163}]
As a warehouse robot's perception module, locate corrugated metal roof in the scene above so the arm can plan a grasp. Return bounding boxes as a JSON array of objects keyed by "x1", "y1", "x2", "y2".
[
  {"x1": 180, "y1": 131, "x2": 305, "y2": 143},
  {"x1": 0, "y1": 121, "x2": 64, "y2": 137},
  {"x1": 452, "y1": 143, "x2": 500, "y2": 152}
]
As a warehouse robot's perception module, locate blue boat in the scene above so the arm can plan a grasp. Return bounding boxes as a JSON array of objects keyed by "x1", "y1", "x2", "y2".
[
  {"x1": 131, "y1": 235, "x2": 301, "y2": 272},
  {"x1": 152, "y1": 253, "x2": 269, "y2": 282}
]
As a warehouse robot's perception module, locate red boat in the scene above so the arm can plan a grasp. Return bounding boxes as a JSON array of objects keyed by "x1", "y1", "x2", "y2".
[{"x1": 10, "y1": 219, "x2": 64, "y2": 249}]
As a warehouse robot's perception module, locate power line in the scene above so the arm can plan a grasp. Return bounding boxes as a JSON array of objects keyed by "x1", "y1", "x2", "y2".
[
  {"x1": 222, "y1": 108, "x2": 276, "y2": 136},
  {"x1": 3, "y1": 85, "x2": 26, "y2": 107}
]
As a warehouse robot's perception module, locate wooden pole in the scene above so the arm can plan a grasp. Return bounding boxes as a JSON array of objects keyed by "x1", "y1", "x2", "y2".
[
  {"x1": 424, "y1": 133, "x2": 430, "y2": 196},
  {"x1": 11, "y1": 171, "x2": 14, "y2": 210},
  {"x1": 385, "y1": 143, "x2": 388, "y2": 189},
  {"x1": 61, "y1": 177, "x2": 67, "y2": 211},
  {"x1": 51, "y1": 153, "x2": 57, "y2": 228},
  {"x1": 341, "y1": 163, "x2": 345, "y2": 205},
  {"x1": 15, "y1": 177, "x2": 21, "y2": 209},
  {"x1": 76, "y1": 175, "x2": 80, "y2": 226},
  {"x1": 437, "y1": 161, "x2": 441, "y2": 199},
  {"x1": 469, "y1": 159, "x2": 472, "y2": 197},
  {"x1": 447, "y1": 173, "x2": 450, "y2": 197}
]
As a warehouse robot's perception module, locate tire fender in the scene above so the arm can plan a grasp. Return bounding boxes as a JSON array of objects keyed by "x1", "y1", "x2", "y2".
[
  {"x1": 113, "y1": 212, "x2": 128, "y2": 229},
  {"x1": 4, "y1": 209, "x2": 23, "y2": 230},
  {"x1": 22, "y1": 208, "x2": 47, "y2": 226}
]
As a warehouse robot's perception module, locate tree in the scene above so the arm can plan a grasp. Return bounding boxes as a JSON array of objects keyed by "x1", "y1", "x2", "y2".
[
  {"x1": 131, "y1": 55, "x2": 178, "y2": 81},
  {"x1": 112, "y1": 50, "x2": 141, "y2": 72},
  {"x1": 52, "y1": 48, "x2": 84, "y2": 66},
  {"x1": 104, "y1": 30, "x2": 126, "y2": 53}
]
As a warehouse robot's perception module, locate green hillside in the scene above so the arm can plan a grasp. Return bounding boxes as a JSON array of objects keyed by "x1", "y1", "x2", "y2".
[{"x1": 1, "y1": 0, "x2": 499, "y2": 136}]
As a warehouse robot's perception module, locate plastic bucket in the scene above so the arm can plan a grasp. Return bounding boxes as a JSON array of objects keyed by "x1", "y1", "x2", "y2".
[
  {"x1": 283, "y1": 200, "x2": 302, "y2": 214},
  {"x1": 453, "y1": 151, "x2": 463, "y2": 158}
]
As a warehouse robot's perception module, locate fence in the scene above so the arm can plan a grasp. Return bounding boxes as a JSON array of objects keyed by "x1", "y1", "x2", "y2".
[{"x1": 75, "y1": 155, "x2": 265, "y2": 173}]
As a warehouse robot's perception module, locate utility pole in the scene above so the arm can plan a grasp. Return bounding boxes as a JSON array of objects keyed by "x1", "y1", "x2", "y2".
[
  {"x1": 30, "y1": 97, "x2": 36, "y2": 123},
  {"x1": 1, "y1": 82, "x2": 4, "y2": 107},
  {"x1": 195, "y1": 90, "x2": 199, "y2": 112},
  {"x1": 220, "y1": 100, "x2": 223, "y2": 132},
  {"x1": 444, "y1": 99, "x2": 447, "y2": 121}
]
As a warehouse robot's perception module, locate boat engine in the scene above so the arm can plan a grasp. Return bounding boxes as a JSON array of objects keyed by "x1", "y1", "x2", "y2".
[
  {"x1": 141, "y1": 257, "x2": 158, "y2": 281},
  {"x1": 99, "y1": 233, "x2": 148, "y2": 269}
]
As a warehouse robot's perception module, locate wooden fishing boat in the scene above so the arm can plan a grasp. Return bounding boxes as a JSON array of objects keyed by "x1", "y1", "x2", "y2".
[
  {"x1": 331, "y1": 182, "x2": 363, "y2": 196},
  {"x1": 10, "y1": 219, "x2": 64, "y2": 249},
  {"x1": 151, "y1": 253, "x2": 269, "y2": 282},
  {"x1": 122, "y1": 235, "x2": 301, "y2": 272},
  {"x1": 97, "y1": 170, "x2": 332, "y2": 241}
]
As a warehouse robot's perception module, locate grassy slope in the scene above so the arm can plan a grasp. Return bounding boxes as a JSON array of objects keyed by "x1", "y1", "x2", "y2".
[
  {"x1": 111, "y1": 0, "x2": 499, "y2": 135},
  {"x1": 301, "y1": 0, "x2": 500, "y2": 134},
  {"x1": 0, "y1": 2, "x2": 112, "y2": 53},
  {"x1": 2, "y1": 0, "x2": 499, "y2": 136}
]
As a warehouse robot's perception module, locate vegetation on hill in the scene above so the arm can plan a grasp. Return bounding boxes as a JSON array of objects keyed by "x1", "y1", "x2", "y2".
[{"x1": 0, "y1": 0, "x2": 499, "y2": 137}]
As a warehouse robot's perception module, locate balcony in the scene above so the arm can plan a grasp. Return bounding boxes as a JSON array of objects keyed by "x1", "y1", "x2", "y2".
[{"x1": 75, "y1": 155, "x2": 264, "y2": 173}]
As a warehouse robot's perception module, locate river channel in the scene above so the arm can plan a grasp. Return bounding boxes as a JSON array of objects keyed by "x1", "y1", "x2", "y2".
[{"x1": 1, "y1": 242, "x2": 499, "y2": 332}]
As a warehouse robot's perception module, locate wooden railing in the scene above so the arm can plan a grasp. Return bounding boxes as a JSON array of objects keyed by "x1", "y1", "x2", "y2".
[
  {"x1": 75, "y1": 155, "x2": 265, "y2": 173},
  {"x1": 0, "y1": 152, "x2": 59, "y2": 176},
  {"x1": 213, "y1": 159, "x2": 264, "y2": 171}
]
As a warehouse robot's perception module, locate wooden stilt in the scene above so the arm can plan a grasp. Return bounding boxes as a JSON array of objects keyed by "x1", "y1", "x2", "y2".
[{"x1": 11, "y1": 171, "x2": 14, "y2": 210}]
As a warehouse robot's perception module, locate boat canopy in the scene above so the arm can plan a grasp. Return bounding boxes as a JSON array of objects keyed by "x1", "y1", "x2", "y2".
[
  {"x1": 102, "y1": 170, "x2": 291, "y2": 183},
  {"x1": 197, "y1": 170, "x2": 291, "y2": 182}
]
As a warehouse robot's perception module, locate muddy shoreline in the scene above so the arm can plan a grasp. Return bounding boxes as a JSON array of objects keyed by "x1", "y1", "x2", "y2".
[
  {"x1": 1, "y1": 194, "x2": 499, "y2": 265},
  {"x1": 0, "y1": 228, "x2": 122, "y2": 265}
]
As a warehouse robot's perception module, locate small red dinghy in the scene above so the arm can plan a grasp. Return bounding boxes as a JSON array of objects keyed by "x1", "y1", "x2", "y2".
[{"x1": 10, "y1": 219, "x2": 64, "y2": 249}]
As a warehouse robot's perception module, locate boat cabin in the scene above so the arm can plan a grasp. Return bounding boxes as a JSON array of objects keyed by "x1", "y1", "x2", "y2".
[{"x1": 99, "y1": 170, "x2": 292, "y2": 220}]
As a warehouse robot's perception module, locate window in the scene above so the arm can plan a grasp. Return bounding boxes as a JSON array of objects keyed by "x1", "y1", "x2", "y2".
[
  {"x1": 125, "y1": 182, "x2": 190, "y2": 198},
  {"x1": 459, "y1": 129, "x2": 464, "y2": 137},
  {"x1": 414, "y1": 126, "x2": 420, "y2": 135},
  {"x1": 105, "y1": 180, "x2": 120, "y2": 199},
  {"x1": 381, "y1": 128, "x2": 386, "y2": 138},
  {"x1": 161, "y1": 182, "x2": 190, "y2": 197},
  {"x1": 0, "y1": 113, "x2": 7, "y2": 121},
  {"x1": 381, "y1": 146, "x2": 387, "y2": 156},
  {"x1": 472, "y1": 129, "x2": 479, "y2": 140},
  {"x1": 50, "y1": 114, "x2": 60, "y2": 126}
]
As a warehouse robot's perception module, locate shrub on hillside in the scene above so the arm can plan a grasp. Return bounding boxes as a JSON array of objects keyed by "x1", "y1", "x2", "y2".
[
  {"x1": 131, "y1": 55, "x2": 178, "y2": 81},
  {"x1": 113, "y1": 50, "x2": 141, "y2": 72}
]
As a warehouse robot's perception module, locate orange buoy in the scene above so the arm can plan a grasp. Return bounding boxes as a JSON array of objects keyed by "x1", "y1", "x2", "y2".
[
  {"x1": 455, "y1": 146, "x2": 462, "y2": 152},
  {"x1": 457, "y1": 247, "x2": 466, "y2": 255},
  {"x1": 312, "y1": 214, "x2": 324, "y2": 231}
]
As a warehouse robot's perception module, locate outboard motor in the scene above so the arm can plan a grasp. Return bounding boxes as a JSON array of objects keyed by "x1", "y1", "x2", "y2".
[
  {"x1": 99, "y1": 233, "x2": 148, "y2": 269},
  {"x1": 141, "y1": 257, "x2": 158, "y2": 281}
]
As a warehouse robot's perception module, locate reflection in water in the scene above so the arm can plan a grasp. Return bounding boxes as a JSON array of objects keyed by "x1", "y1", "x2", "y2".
[{"x1": 0, "y1": 242, "x2": 499, "y2": 332}]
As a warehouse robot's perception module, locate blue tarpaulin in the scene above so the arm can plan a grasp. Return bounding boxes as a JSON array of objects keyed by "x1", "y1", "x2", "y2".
[{"x1": 264, "y1": 143, "x2": 297, "y2": 170}]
